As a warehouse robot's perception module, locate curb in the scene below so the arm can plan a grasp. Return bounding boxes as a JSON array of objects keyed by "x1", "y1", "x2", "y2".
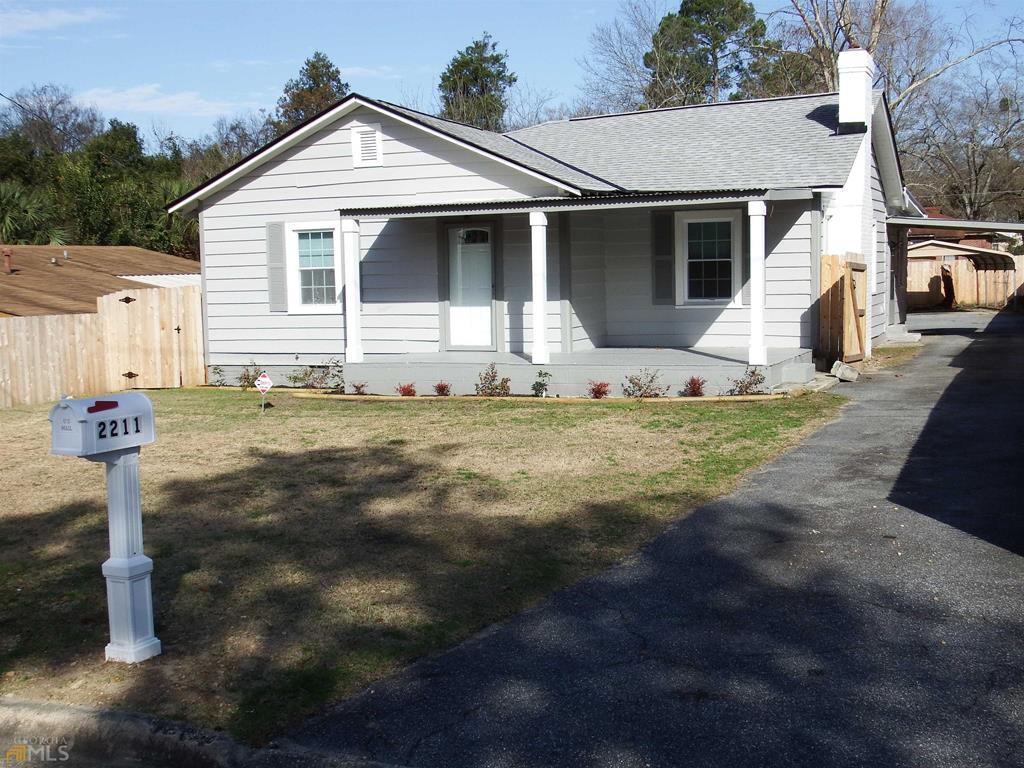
[{"x1": 0, "y1": 699, "x2": 401, "y2": 768}]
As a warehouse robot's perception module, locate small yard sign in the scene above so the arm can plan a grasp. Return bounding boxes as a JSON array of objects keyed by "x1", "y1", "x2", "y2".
[{"x1": 255, "y1": 371, "x2": 273, "y2": 414}]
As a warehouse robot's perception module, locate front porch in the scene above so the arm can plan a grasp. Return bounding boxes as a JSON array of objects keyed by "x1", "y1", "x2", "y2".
[
  {"x1": 346, "y1": 346, "x2": 814, "y2": 397},
  {"x1": 324, "y1": 191, "x2": 820, "y2": 395}
]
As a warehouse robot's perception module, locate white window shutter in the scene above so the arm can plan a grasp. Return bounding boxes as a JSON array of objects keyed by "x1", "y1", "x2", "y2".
[{"x1": 266, "y1": 222, "x2": 287, "y2": 312}]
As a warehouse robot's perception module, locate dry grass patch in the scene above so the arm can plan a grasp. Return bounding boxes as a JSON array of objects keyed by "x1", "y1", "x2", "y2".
[
  {"x1": 864, "y1": 344, "x2": 923, "y2": 372},
  {"x1": 0, "y1": 389, "x2": 842, "y2": 743}
]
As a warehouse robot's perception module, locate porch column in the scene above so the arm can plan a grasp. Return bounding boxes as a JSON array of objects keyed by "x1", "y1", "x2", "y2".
[
  {"x1": 529, "y1": 211, "x2": 550, "y2": 365},
  {"x1": 341, "y1": 217, "x2": 363, "y2": 362},
  {"x1": 747, "y1": 201, "x2": 767, "y2": 366}
]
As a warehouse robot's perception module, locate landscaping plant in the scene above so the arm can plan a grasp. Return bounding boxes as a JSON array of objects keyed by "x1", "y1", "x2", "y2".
[
  {"x1": 475, "y1": 362, "x2": 511, "y2": 397},
  {"x1": 209, "y1": 365, "x2": 226, "y2": 387},
  {"x1": 531, "y1": 370, "x2": 552, "y2": 397},
  {"x1": 622, "y1": 368, "x2": 669, "y2": 398},
  {"x1": 350, "y1": 382, "x2": 368, "y2": 395},
  {"x1": 728, "y1": 367, "x2": 767, "y2": 395},
  {"x1": 587, "y1": 381, "x2": 611, "y2": 399},
  {"x1": 286, "y1": 359, "x2": 343, "y2": 392},
  {"x1": 396, "y1": 382, "x2": 417, "y2": 397},
  {"x1": 236, "y1": 360, "x2": 260, "y2": 390},
  {"x1": 681, "y1": 376, "x2": 707, "y2": 397},
  {"x1": 433, "y1": 381, "x2": 452, "y2": 397}
]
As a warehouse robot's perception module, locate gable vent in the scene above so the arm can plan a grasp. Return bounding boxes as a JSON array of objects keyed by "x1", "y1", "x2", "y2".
[{"x1": 351, "y1": 123, "x2": 383, "y2": 168}]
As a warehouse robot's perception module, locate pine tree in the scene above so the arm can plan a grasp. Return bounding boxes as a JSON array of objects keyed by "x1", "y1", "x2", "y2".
[{"x1": 438, "y1": 33, "x2": 517, "y2": 131}]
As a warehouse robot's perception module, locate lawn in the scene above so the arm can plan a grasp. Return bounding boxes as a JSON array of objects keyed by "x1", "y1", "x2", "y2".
[{"x1": 0, "y1": 389, "x2": 842, "y2": 744}]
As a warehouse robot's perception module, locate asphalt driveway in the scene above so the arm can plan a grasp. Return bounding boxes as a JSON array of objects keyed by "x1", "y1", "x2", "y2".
[{"x1": 290, "y1": 309, "x2": 1024, "y2": 768}]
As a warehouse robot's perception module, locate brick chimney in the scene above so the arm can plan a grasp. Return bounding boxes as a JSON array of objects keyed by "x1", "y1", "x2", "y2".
[{"x1": 837, "y1": 47, "x2": 876, "y2": 132}]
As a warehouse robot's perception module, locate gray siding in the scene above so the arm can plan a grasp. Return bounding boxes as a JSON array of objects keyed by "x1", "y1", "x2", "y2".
[
  {"x1": 869, "y1": 154, "x2": 889, "y2": 339},
  {"x1": 600, "y1": 204, "x2": 813, "y2": 348},
  {"x1": 201, "y1": 106, "x2": 564, "y2": 366},
  {"x1": 569, "y1": 211, "x2": 607, "y2": 348}
]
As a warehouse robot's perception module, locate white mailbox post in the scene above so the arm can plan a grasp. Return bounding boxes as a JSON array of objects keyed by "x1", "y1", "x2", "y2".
[{"x1": 49, "y1": 393, "x2": 161, "y2": 663}]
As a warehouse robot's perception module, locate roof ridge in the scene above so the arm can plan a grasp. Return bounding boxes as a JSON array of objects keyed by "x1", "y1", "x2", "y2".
[
  {"x1": 374, "y1": 98, "x2": 497, "y2": 133},
  {"x1": 556, "y1": 91, "x2": 838, "y2": 124}
]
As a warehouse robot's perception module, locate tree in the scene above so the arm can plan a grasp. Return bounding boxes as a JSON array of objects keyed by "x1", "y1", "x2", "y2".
[
  {"x1": 902, "y1": 63, "x2": 1024, "y2": 220},
  {"x1": 0, "y1": 83, "x2": 103, "y2": 154},
  {"x1": 85, "y1": 119, "x2": 146, "y2": 176},
  {"x1": 0, "y1": 180, "x2": 66, "y2": 245},
  {"x1": 274, "y1": 52, "x2": 349, "y2": 133},
  {"x1": 439, "y1": 33, "x2": 517, "y2": 130},
  {"x1": 776, "y1": 0, "x2": 1024, "y2": 130},
  {"x1": 644, "y1": 0, "x2": 769, "y2": 106},
  {"x1": 581, "y1": 0, "x2": 668, "y2": 113}
]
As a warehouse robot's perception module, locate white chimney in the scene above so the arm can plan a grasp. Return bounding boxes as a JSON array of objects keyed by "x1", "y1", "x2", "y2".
[{"x1": 837, "y1": 47, "x2": 875, "y2": 131}]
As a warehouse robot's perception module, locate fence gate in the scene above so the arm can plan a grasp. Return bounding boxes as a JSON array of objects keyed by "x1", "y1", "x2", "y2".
[
  {"x1": 0, "y1": 285, "x2": 205, "y2": 408},
  {"x1": 818, "y1": 254, "x2": 868, "y2": 368}
]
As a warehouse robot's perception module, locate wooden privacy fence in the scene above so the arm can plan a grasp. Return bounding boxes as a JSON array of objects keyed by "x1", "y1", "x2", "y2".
[
  {"x1": 0, "y1": 285, "x2": 204, "y2": 408},
  {"x1": 907, "y1": 257, "x2": 1024, "y2": 310},
  {"x1": 818, "y1": 253, "x2": 868, "y2": 368}
]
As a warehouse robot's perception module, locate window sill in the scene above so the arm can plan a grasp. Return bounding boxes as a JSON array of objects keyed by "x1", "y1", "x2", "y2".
[
  {"x1": 283, "y1": 305, "x2": 343, "y2": 315},
  {"x1": 673, "y1": 300, "x2": 743, "y2": 309}
]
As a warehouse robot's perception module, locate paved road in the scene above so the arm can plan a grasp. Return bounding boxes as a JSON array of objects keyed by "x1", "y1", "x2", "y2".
[{"x1": 290, "y1": 310, "x2": 1024, "y2": 768}]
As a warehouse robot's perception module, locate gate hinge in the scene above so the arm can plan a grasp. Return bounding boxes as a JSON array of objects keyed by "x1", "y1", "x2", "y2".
[{"x1": 119, "y1": 296, "x2": 136, "y2": 304}]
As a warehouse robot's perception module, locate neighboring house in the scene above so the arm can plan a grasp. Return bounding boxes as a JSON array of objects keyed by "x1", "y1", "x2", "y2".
[
  {"x1": 0, "y1": 245, "x2": 200, "y2": 317},
  {"x1": 169, "y1": 48, "x2": 921, "y2": 395},
  {"x1": 907, "y1": 207, "x2": 1015, "y2": 252}
]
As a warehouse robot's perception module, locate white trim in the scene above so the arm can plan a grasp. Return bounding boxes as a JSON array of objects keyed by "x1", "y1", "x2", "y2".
[
  {"x1": 673, "y1": 209, "x2": 743, "y2": 307},
  {"x1": 167, "y1": 96, "x2": 581, "y2": 213},
  {"x1": 350, "y1": 122, "x2": 383, "y2": 168},
  {"x1": 283, "y1": 219, "x2": 343, "y2": 315}
]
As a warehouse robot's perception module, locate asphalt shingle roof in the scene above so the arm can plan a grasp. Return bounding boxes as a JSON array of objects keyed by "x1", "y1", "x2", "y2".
[
  {"x1": 376, "y1": 100, "x2": 620, "y2": 192},
  {"x1": 505, "y1": 92, "x2": 866, "y2": 193}
]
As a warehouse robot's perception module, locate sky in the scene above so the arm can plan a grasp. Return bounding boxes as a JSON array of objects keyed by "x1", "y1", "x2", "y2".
[{"x1": 0, "y1": 0, "x2": 1019, "y2": 143}]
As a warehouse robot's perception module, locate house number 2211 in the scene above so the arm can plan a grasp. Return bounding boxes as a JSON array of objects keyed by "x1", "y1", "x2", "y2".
[{"x1": 97, "y1": 417, "x2": 143, "y2": 439}]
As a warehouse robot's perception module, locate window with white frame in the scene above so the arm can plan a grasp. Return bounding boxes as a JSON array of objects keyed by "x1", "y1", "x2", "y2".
[
  {"x1": 674, "y1": 210, "x2": 742, "y2": 305},
  {"x1": 284, "y1": 221, "x2": 343, "y2": 313}
]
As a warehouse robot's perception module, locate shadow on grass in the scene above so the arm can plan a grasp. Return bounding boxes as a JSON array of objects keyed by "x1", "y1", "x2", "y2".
[{"x1": 0, "y1": 442, "x2": 702, "y2": 745}]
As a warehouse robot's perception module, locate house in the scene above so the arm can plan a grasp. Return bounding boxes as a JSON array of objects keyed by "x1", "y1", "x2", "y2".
[
  {"x1": 908, "y1": 239, "x2": 1018, "y2": 270},
  {"x1": 168, "y1": 48, "x2": 921, "y2": 396},
  {"x1": 0, "y1": 245, "x2": 200, "y2": 317}
]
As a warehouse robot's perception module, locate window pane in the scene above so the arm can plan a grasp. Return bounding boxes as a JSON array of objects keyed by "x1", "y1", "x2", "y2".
[
  {"x1": 686, "y1": 218, "x2": 732, "y2": 300},
  {"x1": 299, "y1": 268, "x2": 335, "y2": 304},
  {"x1": 298, "y1": 230, "x2": 335, "y2": 269}
]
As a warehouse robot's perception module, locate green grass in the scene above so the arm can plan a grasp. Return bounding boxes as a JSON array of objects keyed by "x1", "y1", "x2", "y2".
[{"x1": 0, "y1": 388, "x2": 842, "y2": 744}]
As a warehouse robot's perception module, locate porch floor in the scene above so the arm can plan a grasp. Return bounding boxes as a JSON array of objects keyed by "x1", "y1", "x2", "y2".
[{"x1": 347, "y1": 347, "x2": 814, "y2": 397}]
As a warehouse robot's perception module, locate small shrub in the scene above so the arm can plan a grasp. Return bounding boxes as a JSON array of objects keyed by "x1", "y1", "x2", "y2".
[
  {"x1": 350, "y1": 382, "x2": 368, "y2": 395},
  {"x1": 396, "y1": 382, "x2": 417, "y2": 397},
  {"x1": 475, "y1": 363, "x2": 511, "y2": 397},
  {"x1": 728, "y1": 367, "x2": 767, "y2": 395},
  {"x1": 286, "y1": 357, "x2": 344, "y2": 392},
  {"x1": 622, "y1": 368, "x2": 669, "y2": 398},
  {"x1": 680, "y1": 376, "x2": 707, "y2": 397},
  {"x1": 587, "y1": 381, "x2": 611, "y2": 399},
  {"x1": 433, "y1": 381, "x2": 451, "y2": 397},
  {"x1": 531, "y1": 369, "x2": 552, "y2": 397},
  {"x1": 209, "y1": 365, "x2": 226, "y2": 387},
  {"x1": 236, "y1": 360, "x2": 260, "y2": 390}
]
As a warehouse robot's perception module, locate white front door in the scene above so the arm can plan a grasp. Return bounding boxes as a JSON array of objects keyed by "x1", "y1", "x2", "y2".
[{"x1": 448, "y1": 226, "x2": 493, "y2": 347}]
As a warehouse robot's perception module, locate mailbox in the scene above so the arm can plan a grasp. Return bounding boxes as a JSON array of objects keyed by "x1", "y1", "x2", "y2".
[
  {"x1": 48, "y1": 392, "x2": 161, "y2": 663},
  {"x1": 50, "y1": 393, "x2": 156, "y2": 458}
]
